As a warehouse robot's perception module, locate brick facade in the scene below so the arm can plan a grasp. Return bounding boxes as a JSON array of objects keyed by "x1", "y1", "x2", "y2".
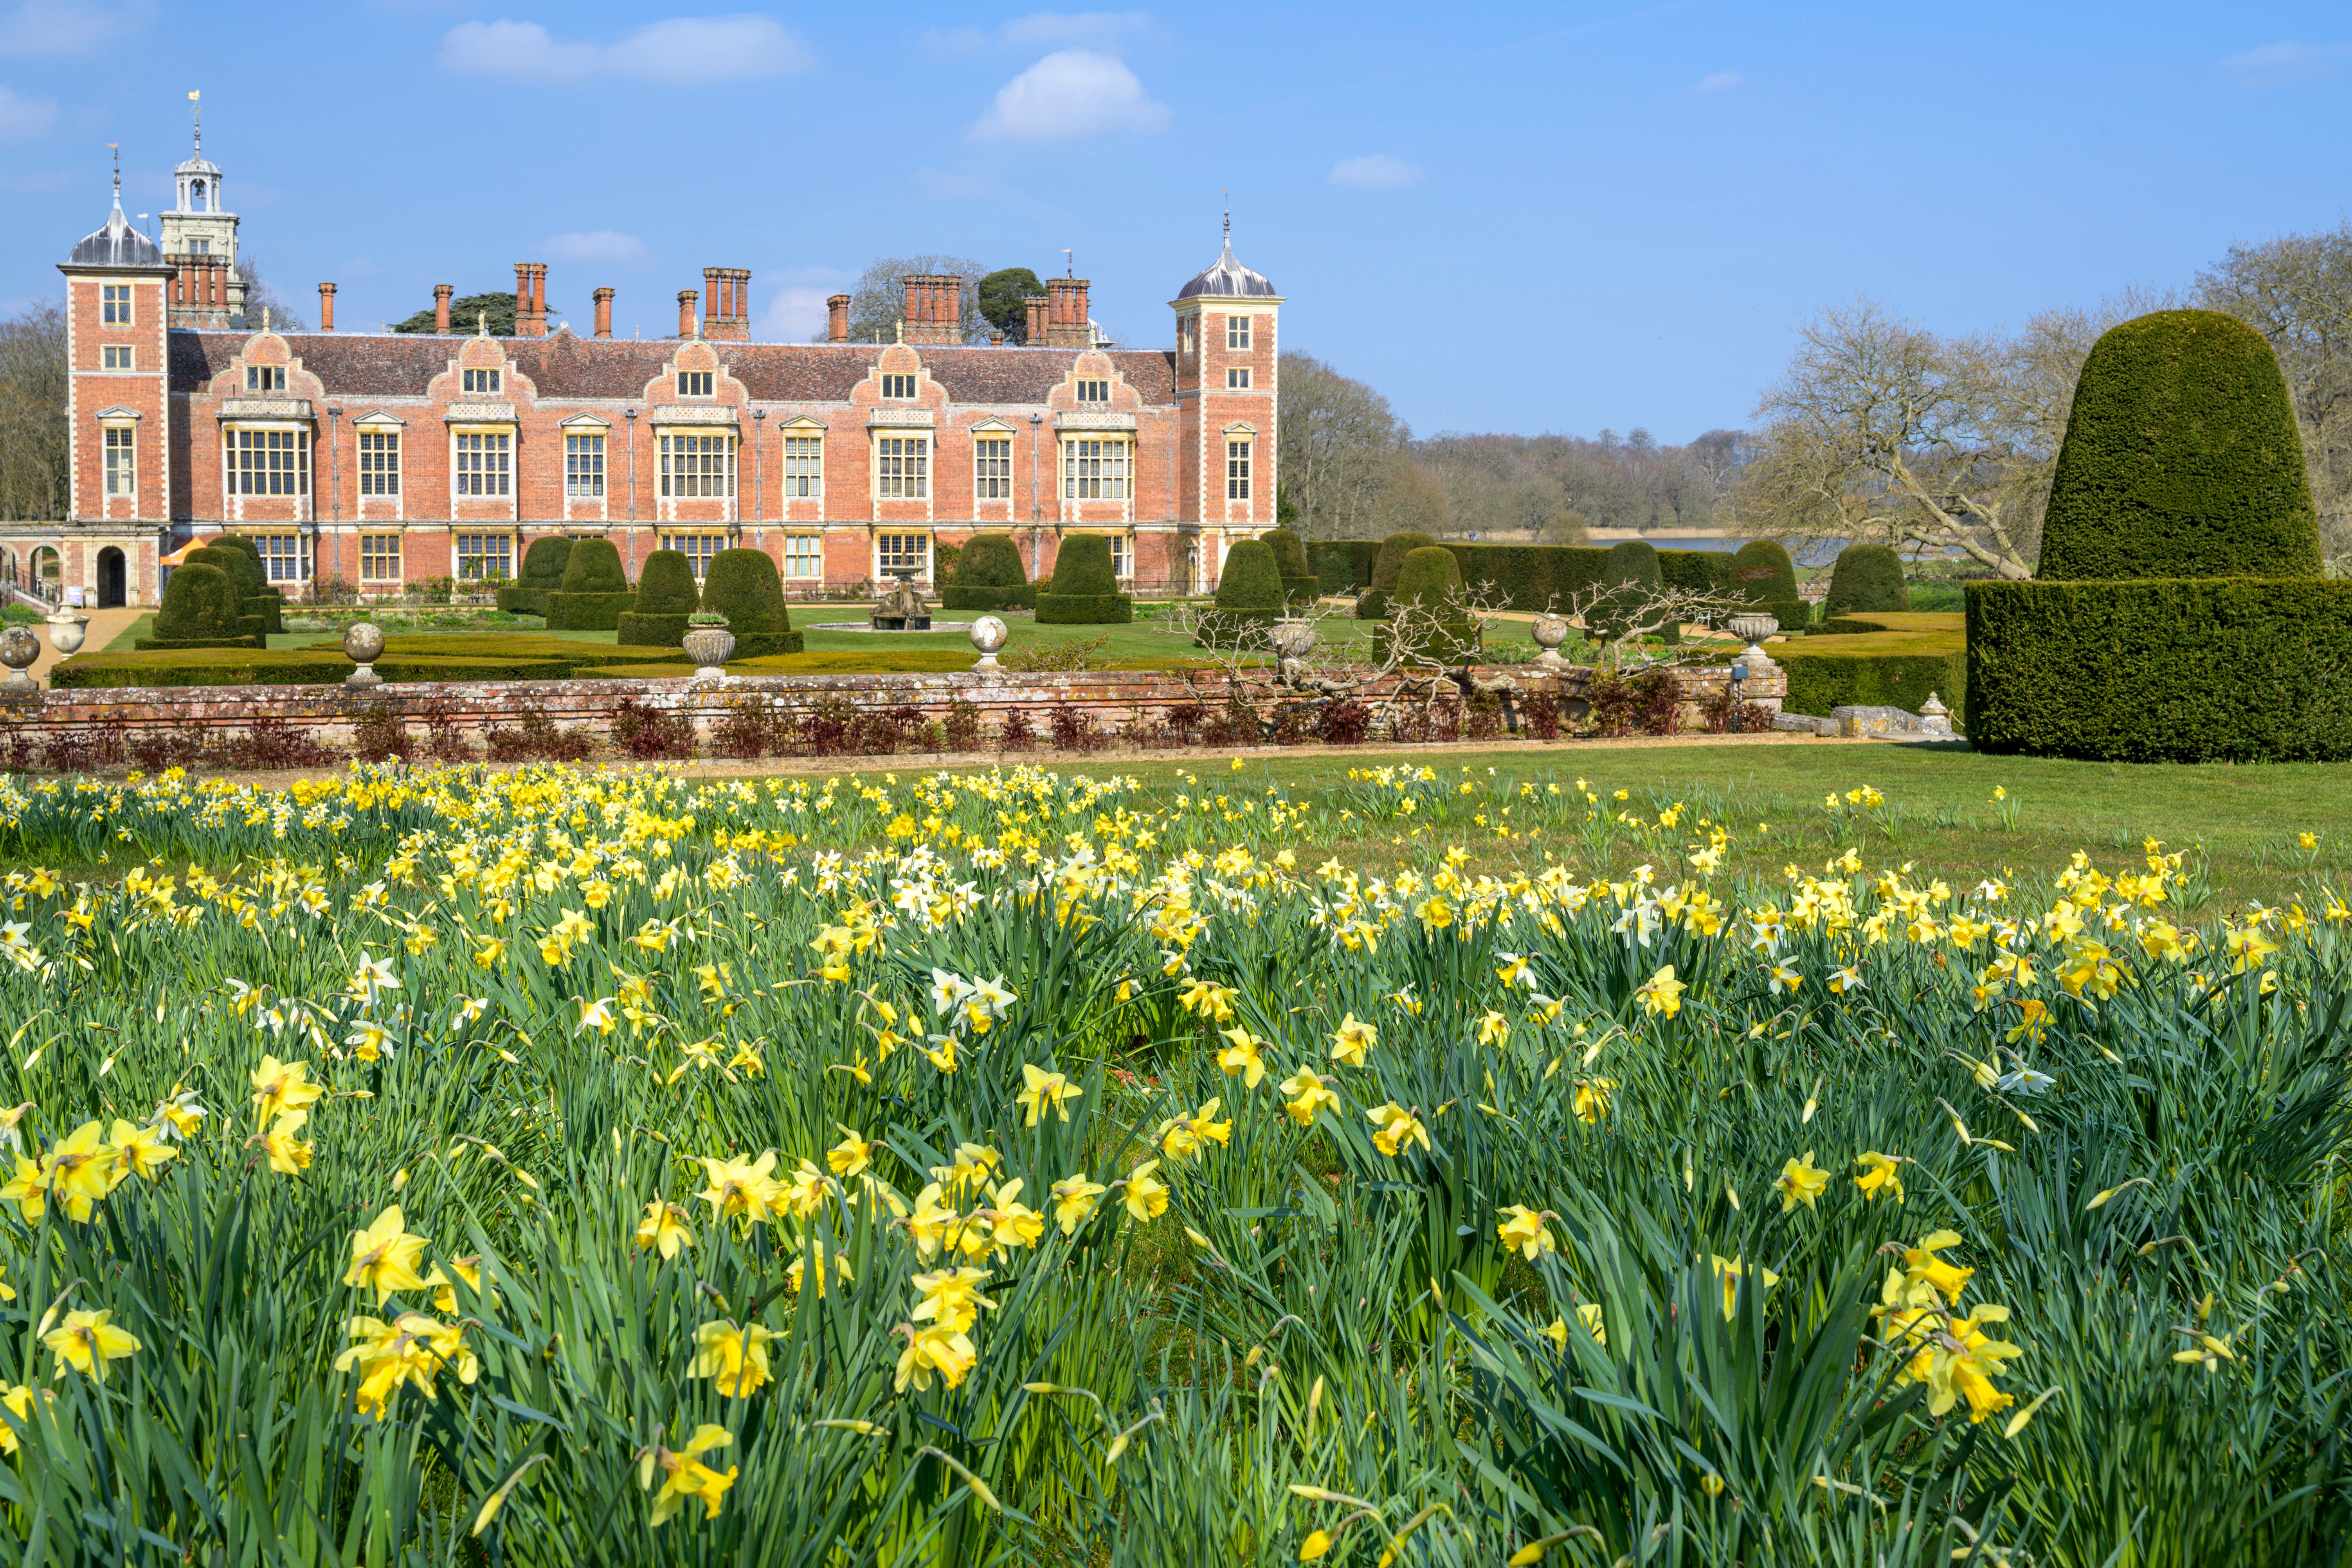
[{"x1": 14, "y1": 121, "x2": 1288, "y2": 612}]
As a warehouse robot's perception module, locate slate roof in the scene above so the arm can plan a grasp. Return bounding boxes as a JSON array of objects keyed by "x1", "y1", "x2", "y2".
[
  {"x1": 169, "y1": 329, "x2": 1178, "y2": 406},
  {"x1": 67, "y1": 202, "x2": 165, "y2": 269},
  {"x1": 1176, "y1": 238, "x2": 1277, "y2": 301}
]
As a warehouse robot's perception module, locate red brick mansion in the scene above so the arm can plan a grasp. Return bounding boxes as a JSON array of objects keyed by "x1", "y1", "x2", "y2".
[{"x1": 20, "y1": 119, "x2": 1282, "y2": 610}]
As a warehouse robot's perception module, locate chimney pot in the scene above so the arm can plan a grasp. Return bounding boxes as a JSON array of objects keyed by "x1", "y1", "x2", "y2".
[
  {"x1": 434, "y1": 283, "x2": 454, "y2": 335},
  {"x1": 1024, "y1": 295, "x2": 1048, "y2": 345},
  {"x1": 827, "y1": 293, "x2": 851, "y2": 343},
  {"x1": 678, "y1": 289, "x2": 699, "y2": 339},
  {"x1": 1043, "y1": 278, "x2": 1090, "y2": 347},
  {"x1": 593, "y1": 286, "x2": 615, "y2": 340},
  {"x1": 317, "y1": 281, "x2": 337, "y2": 332}
]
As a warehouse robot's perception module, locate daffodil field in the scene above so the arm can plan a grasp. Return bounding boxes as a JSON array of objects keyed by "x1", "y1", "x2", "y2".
[{"x1": 0, "y1": 760, "x2": 2343, "y2": 1566}]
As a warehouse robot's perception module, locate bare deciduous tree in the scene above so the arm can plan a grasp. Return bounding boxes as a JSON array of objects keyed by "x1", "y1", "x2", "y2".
[
  {"x1": 0, "y1": 300, "x2": 68, "y2": 522},
  {"x1": 841, "y1": 254, "x2": 987, "y2": 345},
  {"x1": 1274, "y1": 351, "x2": 1412, "y2": 540}
]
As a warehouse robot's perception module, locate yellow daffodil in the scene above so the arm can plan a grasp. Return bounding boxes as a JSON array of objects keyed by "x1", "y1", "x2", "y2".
[
  {"x1": 346, "y1": 1206, "x2": 433, "y2": 1304},
  {"x1": 250, "y1": 1055, "x2": 324, "y2": 1127},
  {"x1": 1774, "y1": 1150, "x2": 1830, "y2": 1212},
  {"x1": 1014, "y1": 1063, "x2": 1084, "y2": 1126},
  {"x1": 635, "y1": 1199, "x2": 695, "y2": 1259},
  {"x1": 1121, "y1": 1160, "x2": 1169, "y2": 1223},
  {"x1": 1710, "y1": 1255, "x2": 1778, "y2": 1321},
  {"x1": 43, "y1": 1308, "x2": 140, "y2": 1381},
  {"x1": 1050, "y1": 1173, "x2": 1107, "y2": 1235},
  {"x1": 1572, "y1": 1078, "x2": 1613, "y2": 1124},
  {"x1": 1852, "y1": 1151, "x2": 1906, "y2": 1204},
  {"x1": 692, "y1": 1319, "x2": 778, "y2": 1398},
  {"x1": 1279, "y1": 1066, "x2": 1338, "y2": 1126},
  {"x1": 1216, "y1": 1027, "x2": 1269, "y2": 1088},
  {"x1": 827, "y1": 1126, "x2": 873, "y2": 1178},
  {"x1": 893, "y1": 1324, "x2": 978, "y2": 1393},
  {"x1": 1365, "y1": 1102, "x2": 1431, "y2": 1158},
  {"x1": 1329, "y1": 1013, "x2": 1377, "y2": 1067},
  {"x1": 255, "y1": 1108, "x2": 315, "y2": 1175},
  {"x1": 1495, "y1": 1203, "x2": 1556, "y2": 1262},
  {"x1": 1635, "y1": 966, "x2": 1686, "y2": 1019},
  {"x1": 639, "y1": 1423, "x2": 738, "y2": 1525}
]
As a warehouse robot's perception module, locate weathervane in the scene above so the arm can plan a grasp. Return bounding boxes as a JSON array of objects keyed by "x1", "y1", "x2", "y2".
[
  {"x1": 107, "y1": 142, "x2": 119, "y2": 203},
  {"x1": 190, "y1": 89, "x2": 201, "y2": 155},
  {"x1": 1062, "y1": 247, "x2": 1073, "y2": 277},
  {"x1": 1223, "y1": 188, "x2": 1230, "y2": 244}
]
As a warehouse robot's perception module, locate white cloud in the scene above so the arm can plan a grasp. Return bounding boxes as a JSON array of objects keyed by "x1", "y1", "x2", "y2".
[
  {"x1": 2220, "y1": 39, "x2": 2351, "y2": 78},
  {"x1": 756, "y1": 283, "x2": 837, "y2": 342},
  {"x1": 0, "y1": 82, "x2": 56, "y2": 140},
  {"x1": 1001, "y1": 11, "x2": 1149, "y2": 48},
  {"x1": 441, "y1": 14, "x2": 812, "y2": 83},
  {"x1": 971, "y1": 49, "x2": 1168, "y2": 143},
  {"x1": 540, "y1": 229, "x2": 652, "y2": 265},
  {"x1": 1696, "y1": 70, "x2": 1741, "y2": 91},
  {"x1": 1327, "y1": 153, "x2": 1421, "y2": 190},
  {"x1": 0, "y1": 1, "x2": 150, "y2": 58}
]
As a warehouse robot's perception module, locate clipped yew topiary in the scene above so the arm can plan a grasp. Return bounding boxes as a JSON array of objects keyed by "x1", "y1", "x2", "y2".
[
  {"x1": 1356, "y1": 530, "x2": 1438, "y2": 619},
  {"x1": 1197, "y1": 538, "x2": 1286, "y2": 648},
  {"x1": 2037, "y1": 310, "x2": 2321, "y2": 581},
  {"x1": 500, "y1": 535, "x2": 574, "y2": 616},
  {"x1": 1036, "y1": 533, "x2": 1132, "y2": 624},
  {"x1": 1262, "y1": 527, "x2": 1318, "y2": 606},
  {"x1": 139, "y1": 563, "x2": 261, "y2": 650},
  {"x1": 942, "y1": 533, "x2": 1036, "y2": 612},
  {"x1": 185, "y1": 542, "x2": 279, "y2": 636},
  {"x1": 1728, "y1": 538, "x2": 1808, "y2": 630},
  {"x1": 544, "y1": 537, "x2": 637, "y2": 630},
  {"x1": 698, "y1": 547, "x2": 802, "y2": 657},
  {"x1": 616, "y1": 550, "x2": 701, "y2": 647},
  {"x1": 1374, "y1": 546, "x2": 1477, "y2": 665},
  {"x1": 1822, "y1": 543, "x2": 1909, "y2": 618},
  {"x1": 1587, "y1": 539, "x2": 1681, "y2": 648}
]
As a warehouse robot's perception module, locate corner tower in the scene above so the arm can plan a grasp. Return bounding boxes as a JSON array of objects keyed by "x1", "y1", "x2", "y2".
[
  {"x1": 58, "y1": 155, "x2": 172, "y2": 528},
  {"x1": 160, "y1": 91, "x2": 244, "y2": 328},
  {"x1": 1172, "y1": 215, "x2": 1282, "y2": 574}
]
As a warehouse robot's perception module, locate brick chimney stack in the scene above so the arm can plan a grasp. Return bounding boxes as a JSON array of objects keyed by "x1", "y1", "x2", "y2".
[
  {"x1": 317, "y1": 282, "x2": 337, "y2": 331},
  {"x1": 1023, "y1": 294, "x2": 1048, "y2": 346},
  {"x1": 1043, "y1": 277, "x2": 1091, "y2": 347},
  {"x1": 433, "y1": 284, "x2": 454, "y2": 335},
  {"x1": 901, "y1": 274, "x2": 963, "y2": 345},
  {"x1": 592, "y1": 287, "x2": 615, "y2": 339},
  {"x1": 827, "y1": 293, "x2": 850, "y2": 343},
  {"x1": 677, "y1": 290, "x2": 699, "y2": 338},
  {"x1": 702, "y1": 266, "x2": 751, "y2": 341},
  {"x1": 514, "y1": 263, "x2": 549, "y2": 337}
]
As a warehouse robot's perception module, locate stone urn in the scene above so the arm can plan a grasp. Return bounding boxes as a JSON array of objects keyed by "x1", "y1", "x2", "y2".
[
  {"x1": 1728, "y1": 612, "x2": 1780, "y2": 670},
  {"x1": 969, "y1": 614, "x2": 1009, "y2": 670},
  {"x1": 45, "y1": 610, "x2": 88, "y2": 659},
  {"x1": 343, "y1": 620, "x2": 386, "y2": 688},
  {"x1": 0, "y1": 625, "x2": 41, "y2": 693},
  {"x1": 1268, "y1": 617, "x2": 1316, "y2": 661},
  {"x1": 683, "y1": 616, "x2": 736, "y2": 678},
  {"x1": 1529, "y1": 612, "x2": 1570, "y2": 668}
]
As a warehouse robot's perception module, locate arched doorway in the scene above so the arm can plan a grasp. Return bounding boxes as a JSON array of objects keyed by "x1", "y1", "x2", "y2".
[
  {"x1": 97, "y1": 547, "x2": 126, "y2": 608},
  {"x1": 29, "y1": 547, "x2": 60, "y2": 604}
]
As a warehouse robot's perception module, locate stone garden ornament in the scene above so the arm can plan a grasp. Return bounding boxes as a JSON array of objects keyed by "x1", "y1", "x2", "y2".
[
  {"x1": 45, "y1": 610, "x2": 87, "y2": 659},
  {"x1": 343, "y1": 621, "x2": 385, "y2": 688},
  {"x1": 969, "y1": 614, "x2": 1009, "y2": 670},
  {"x1": 1529, "y1": 613, "x2": 1570, "y2": 669},
  {"x1": 0, "y1": 626, "x2": 40, "y2": 693},
  {"x1": 683, "y1": 614, "x2": 736, "y2": 680}
]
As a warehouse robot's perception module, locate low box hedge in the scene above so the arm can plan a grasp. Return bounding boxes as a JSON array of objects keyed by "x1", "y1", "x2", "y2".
[
  {"x1": 941, "y1": 584, "x2": 1039, "y2": 612},
  {"x1": 544, "y1": 590, "x2": 636, "y2": 631},
  {"x1": 1813, "y1": 611, "x2": 1965, "y2": 637},
  {"x1": 51, "y1": 649, "x2": 574, "y2": 688},
  {"x1": 616, "y1": 612, "x2": 692, "y2": 647},
  {"x1": 1778, "y1": 632, "x2": 1967, "y2": 727},
  {"x1": 133, "y1": 634, "x2": 266, "y2": 652},
  {"x1": 1967, "y1": 577, "x2": 2352, "y2": 761},
  {"x1": 574, "y1": 650, "x2": 1213, "y2": 679},
  {"x1": 1036, "y1": 593, "x2": 1133, "y2": 625}
]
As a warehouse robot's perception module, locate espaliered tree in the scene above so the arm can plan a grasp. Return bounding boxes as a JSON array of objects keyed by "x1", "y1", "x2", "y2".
[
  {"x1": 699, "y1": 548, "x2": 802, "y2": 657},
  {"x1": 616, "y1": 550, "x2": 701, "y2": 647},
  {"x1": 1356, "y1": 530, "x2": 1438, "y2": 619},
  {"x1": 1036, "y1": 534, "x2": 1132, "y2": 625},
  {"x1": 500, "y1": 536, "x2": 574, "y2": 617},
  {"x1": 137, "y1": 562, "x2": 255, "y2": 650},
  {"x1": 545, "y1": 538, "x2": 636, "y2": 631},
  {"x1": 1822, "y1": 543, "x2": 1909, "y2": 617},
  {"x1": 1262, "y1": 527, "x2": 1318, "y2": 607},
  {"x1": 2036, "y1": 309, "x2": 2321, "y2": 580},
  {"x1": 1197, "y1": 538, "x2": 1286, "y2": 649},
  {"x1": 1376, "y1": 545, "x2": 1477, "y2": 666},
  {"x1": 942, "y1": 533, "x2": 1034, "y2": 612},
  {"x1": 1729, "y1": 538, "x2": 1808, "y2": 630}
]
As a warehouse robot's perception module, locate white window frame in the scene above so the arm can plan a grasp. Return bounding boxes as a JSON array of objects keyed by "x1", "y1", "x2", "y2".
[
  {"x1": 1227, "y1": 315, "x2": 1250, "y2": 351},
  {"x1": 227, "y1": 427, "x2": 310, "y2": 497},
  {"x1": 103, "y1": 426, "x2": 136, "y2": 498},
  {"x1": 1226, "y1": 367, "x2": 1252, "y2": 390},
  {"x1": 658, "y1": 433, "x2": 736, "y2": 499},
  {"x1": 875, "y1": 435, "x2": 928, "y2": 499},
  {"x1": 452, "y1": 430, "x2": 511, "y2": 499},
  {"x1": 1108, "y1": 533, "x2": 1133, "y2": 580},
  {"x1": 659, "y1": 532, "x2": 727, "y2": 579},
  {"x1": 1061, "y1": 437, "x2": 1131, "y2": 501},
  {"x1": 102, "y1": 284, "x2": 132, "y2": 326},
  {"x1": 782, "y1": 433, "x2": 822, "y2": 499},
  {"x1": 102, "y1": 345, "x2": 133, "y2": 371},
  {"x1": 876, "y1": 532, "x2": 929, "y2": 577},
  {"x1": 360, "y1": 533, "x2": 402, "y2": 581},
  {"x1": 461, "y1": 368, "x2": 502, "y2": 395},
  {"x1": 250, "y1": 532, "x2": 309, "y2": 583},
  {"x1": 357, "y1": 430, "x2": 400, "y2": 497},
  {"x1": 565, "y1": 432, "x2": 605, "y2": 498},
  {"x1": 1227, "y1": 439, "x2": 1252, "y2": 501},
  {"x1": 783, "y1": 534, "x2": 823, "y2": 579},
  {"x1": 975, "y1": 436, "x2": 1013, "y2": 501},
  {"x1": 454, "y1": 532, "x2": 515, "y2": 581}
]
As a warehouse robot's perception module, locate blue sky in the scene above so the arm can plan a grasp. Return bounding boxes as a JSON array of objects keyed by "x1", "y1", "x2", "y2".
[{"x1": 3, "y1": 1, "x2": 2347, "y2": 441}]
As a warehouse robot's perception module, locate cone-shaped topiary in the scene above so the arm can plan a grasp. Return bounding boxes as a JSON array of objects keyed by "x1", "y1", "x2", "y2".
[
  {"x1": 500, "y1": 535, "x2": 574, "y2": 615},
  {"x1": 1037, "y1": 533, "x2": 1132, "y2": 624},
  {"x1": 695, "y1": 547, "x2": 802, "y2": 657},
  {"x1": 1357, "y1": 530, "x2": 1438, "y2": 619},
  {"x1": 617, "y1": 549, "x2": 702, "y2": 647},
  {"x1": 1198, "y1": 539, "x2": 1286, "y2": 648},
  {"x1": 1376, "y1": 545, "x2": 1477, "y2": 665},
  {"x1": 2037, "y1": 310, "x2": 2320, "y2": 580},
  {"x1": 1589, "y1": 540, "x2": 1679, "y2": 647},
  {"x1": 941, "y1": 532, "x2": 1036, "y2": 612},
  {"x1": 545, "y1": 536, "x2": 637, "y2": 630},
  {"x1": 1823, "y1": 543, "x2": 1909, "y2": 617},
  {"x1": 139, "y1": 562, "x2": 260, "y2": 649},
  {"x1": 1262, "y1": 527, "x2": 1318, "y2": 606},
  {"x1": 1729, "y1": 538, "x2": 1808, "y2": 630}
]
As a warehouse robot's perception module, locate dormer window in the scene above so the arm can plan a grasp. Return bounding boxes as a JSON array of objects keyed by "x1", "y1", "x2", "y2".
[
  {"x1": 677, "y1": 371, "x2": 714, "y2": 398},
  {"x1": 245, "y1": 365, "x2": 285, "y2": 392},
  {"x1": 462, "y1": 368, "x2": 502, "y2": 395},
  {"x1": 1076, "y1": 379, "x2": 1109, "y2": 404},
  {"x1": 881, "y1": 373, "x2": 917, "y2": 400}
]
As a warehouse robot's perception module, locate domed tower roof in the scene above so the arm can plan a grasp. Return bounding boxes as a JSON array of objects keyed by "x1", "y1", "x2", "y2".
[
  {"x1": 67, "y1": 165, "x2": 162, "y2": 269},
  {"x1": 1177, "y1": 217, "x2": 1276, "y2": 301}
]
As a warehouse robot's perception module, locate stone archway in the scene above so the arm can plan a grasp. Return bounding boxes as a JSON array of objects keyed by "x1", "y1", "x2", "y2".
[
  {"x1": 28, "y1": 546, "x2": 60, "y2": 603},
  {"x1": 97, "y1": 547, "x2": 127, "y2": 608}
]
